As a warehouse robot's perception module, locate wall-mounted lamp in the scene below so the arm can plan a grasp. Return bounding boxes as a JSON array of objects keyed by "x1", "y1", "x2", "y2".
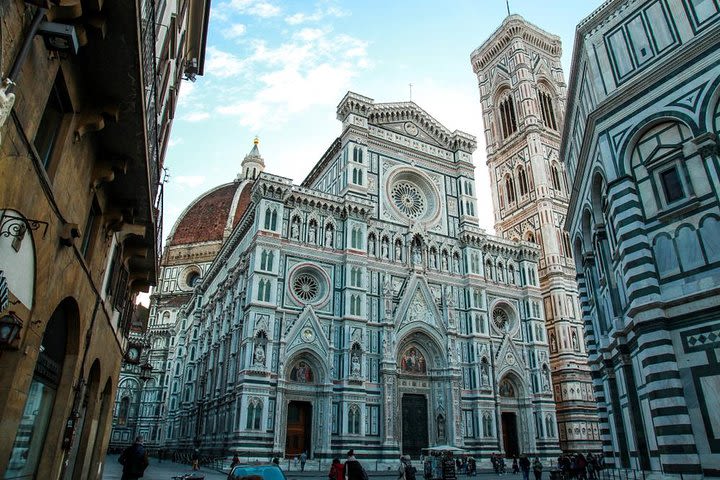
[
  {"x1": 38, "y1": 22, "x2": 79, "y2": 55},
  {"x1": 0, "y1": 311, "x2": 23, "y2": 348}
]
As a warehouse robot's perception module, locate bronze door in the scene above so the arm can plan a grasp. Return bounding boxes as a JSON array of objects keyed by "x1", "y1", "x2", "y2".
[
  {"x1": 286, "y1": 401, "x2": 312, "y2": 456},
  {"x1": 402, "y1": 394, "x2": 428, "y2": 458},
  {"x1": 501, "y1": 412, "x2": 519, "y2": 457}
]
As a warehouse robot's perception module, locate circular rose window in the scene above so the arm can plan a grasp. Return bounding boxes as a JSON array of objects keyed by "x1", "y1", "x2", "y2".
[
  {"x1": 493, "y1": 307, "x2": 509, "y2": 331},
  {"x1": 391, "y1": 182, "x2": 427, "y2": 219},
  {"x1": 385, "y1": 168, "x2": 441, "y2": 224},
  {"x1": 288, "y1": 264, "x2": 330, "y2": 306},
  {"x1": 293, "y1": 273, "x2": 319, "y2": 302}
]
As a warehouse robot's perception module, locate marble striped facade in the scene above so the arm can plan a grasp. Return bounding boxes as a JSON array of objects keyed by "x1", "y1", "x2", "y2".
[{"x1": 561, "y1": 0, "x2": 720, "y2": 477}]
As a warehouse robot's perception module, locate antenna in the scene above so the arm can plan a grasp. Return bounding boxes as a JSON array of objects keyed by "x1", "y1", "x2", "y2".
[{"x1": 506, "y1": 0, "x2": 511, "y2": 16}]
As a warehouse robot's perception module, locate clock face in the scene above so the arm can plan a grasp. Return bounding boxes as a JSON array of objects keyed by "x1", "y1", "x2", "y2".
[
  {"x1": 403, "y1": 122, "x2": 419, "y2": 136},
  {"x1": 126, "y1": 346, "x2": 140, "y2": 363},
  {"x1": 301, "y1": 327, "x2": 315, "y2": 343}
]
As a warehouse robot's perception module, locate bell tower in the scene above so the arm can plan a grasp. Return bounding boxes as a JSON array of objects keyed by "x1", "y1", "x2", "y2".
[{"x1": 471, "y1": 15, "x2": 600, "y2": 452}]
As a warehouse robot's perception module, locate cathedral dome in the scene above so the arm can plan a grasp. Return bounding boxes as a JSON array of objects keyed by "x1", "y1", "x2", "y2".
[{"x1": 167, "y1": 181, "x2": 253, "y2": 247}]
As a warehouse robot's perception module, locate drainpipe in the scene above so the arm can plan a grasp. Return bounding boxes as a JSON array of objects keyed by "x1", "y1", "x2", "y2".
[{"x1": 0, "y1": 8, "x2": 47, "y2": 147}]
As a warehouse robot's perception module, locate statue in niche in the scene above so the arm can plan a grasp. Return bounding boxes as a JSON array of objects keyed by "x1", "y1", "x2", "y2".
[
  {"x1": 481, "y1": 362, "x2": 490, "y2": 386},
  {"x1": 395, "y1": 242, "x2": 402, "y2": 262},
  {"x1": 351, "y1": 351, "x2": 361, "y2": 377},
  {"x1": 441, "y1": 252, "x2": 449, "y2": 270},
  {"x1": 412, "y1": 244, "x2": 422, "y2": 266},
  {"x1": 308, "y1": 222, "x2": 317, "y2": 243},
  {"x1": 430, "y1": 251, "x2": 437, "y2": 269},
  {"x1": 254, "y1": 344, "x2": 265, "y2": 366},
  {"x1": 291, "y1": 221, "x2": 300, "y2": 240},
  {"x1": 325, "y1": 227, "x2": 333, "y2": 247},
  {"x1": 383, "y1": 280, "x2": 393, "y2": 314},
  {"x1": 437, "y1": 415, "x2": 446, "y2": 441},
  {"x1": 542, "y1": 369, "x2": 551, "y2": 391},
  {"x1": 381, "y1": 238, "x2": 389, "y2": 258}
]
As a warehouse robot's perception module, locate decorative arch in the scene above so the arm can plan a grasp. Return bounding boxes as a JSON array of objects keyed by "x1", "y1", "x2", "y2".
[
  {"x1": 396, "y1": 328, "x2": 447, "y2": 373},
  {"x1": 498, "y1": 370, "x2": 526, "y2": 399},
  {"x1": 284, "y1": 349, "x2": 329, "y2": 386},
  {"x1": 618, "y1": 115, "x2": 697, "y2": 176}
]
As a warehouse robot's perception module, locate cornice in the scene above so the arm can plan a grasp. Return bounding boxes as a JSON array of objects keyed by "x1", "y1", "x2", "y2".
[{"x1": 470, "y1": 15, "x2": 562, "y2": 74}]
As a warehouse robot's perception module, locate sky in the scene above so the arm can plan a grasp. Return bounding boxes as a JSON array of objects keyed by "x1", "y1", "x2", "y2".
[{"x1": 164, "y1": 0, "x2": 605, "y2": 240}]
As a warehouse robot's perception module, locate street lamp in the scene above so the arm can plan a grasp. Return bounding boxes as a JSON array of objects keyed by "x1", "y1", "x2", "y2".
[
  {"x1": 135, "y1": 362, "x2": 154, "y2": 442},
  {"x1": 0, "y1": 311, "x2": 23, "y2": 348}
]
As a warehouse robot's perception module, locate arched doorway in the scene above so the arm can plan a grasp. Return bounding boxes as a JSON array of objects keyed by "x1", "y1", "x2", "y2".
[
  {"x1": 4, "y1": 298, "x2": 79, "y2": 479},
  {"x1": 498, "y1": 374, "x2": 524, "y2": 457},
  {"x1": 396, "y1": 330, "x2": 449, "y2": 458},
  {"x1": 277, "y1": 351, "x2": 330, "y2": 459}
]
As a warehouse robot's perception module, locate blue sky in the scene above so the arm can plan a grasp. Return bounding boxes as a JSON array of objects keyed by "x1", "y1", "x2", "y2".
[{"x1": 164, "y1": 0, "x2": 604, "y2": 238}]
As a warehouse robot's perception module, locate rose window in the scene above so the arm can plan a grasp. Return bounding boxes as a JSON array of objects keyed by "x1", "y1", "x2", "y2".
[
  {"x1": 391, "y1": 182, "x2": 427, "y2": 219},
  {"x1": 493, "y1": 307, "x2": 509, "y2": 331},
  {"x1": 293, "y1": 273, "x2": 320, "y2": 302}
]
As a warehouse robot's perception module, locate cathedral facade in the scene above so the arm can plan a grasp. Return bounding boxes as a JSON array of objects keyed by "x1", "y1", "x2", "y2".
[{"x1": 112, "y1": 92, "x2": 563, "y2": 460}]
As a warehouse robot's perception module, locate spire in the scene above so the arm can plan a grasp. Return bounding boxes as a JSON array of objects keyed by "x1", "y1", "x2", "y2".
[{"x1": 240, "y1": 137, "x2": 265, "y2": 180}]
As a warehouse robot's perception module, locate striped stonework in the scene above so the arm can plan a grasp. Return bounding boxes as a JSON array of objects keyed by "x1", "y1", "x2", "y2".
[
  {"x1": 561, "y1": 0, "x2": 720, "y2": 477},
  {"x1": 470, "y1": 15, "x2": 601, "y2": 453}
]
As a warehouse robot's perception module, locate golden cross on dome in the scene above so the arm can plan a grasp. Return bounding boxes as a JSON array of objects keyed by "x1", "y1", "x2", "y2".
[{"x1": 253, "y1": 136, "x2": 259, "y2": 145}]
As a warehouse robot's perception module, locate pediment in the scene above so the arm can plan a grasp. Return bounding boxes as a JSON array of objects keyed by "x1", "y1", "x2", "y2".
[
  {"x1": 368, "y1": 103, "x2": 454, "y2": 149},
  {"x1": 394, "y1": 274, "x2": 443, "y2": 331},
  {"x1": 495, "y1": 334, "x2": 525, "y2": 374},
  {"x1": 284, "y1": 306, "x2": 330, "y2": 356}
]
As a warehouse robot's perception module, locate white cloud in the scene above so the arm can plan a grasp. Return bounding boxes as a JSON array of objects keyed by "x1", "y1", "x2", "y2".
[
  {"x1": 168, "y1": 137, "x2": 184, "y2": 148},
  {"x1": 182, "y1": 111, "x2": 211, "y2": 122},
  {"x1": 229, "y1": 0, "x2": 280, "y2": 17},
  {"x1": 285, "y1": 5, "x2": 347, "y2": 25},
  {"x1": 206, "y1": 47, "x2": 247, "y2": 78},
  {"x1": 174, "y1": 175, "x2": 207, "y2": 188},
  {"x1": 223, "y1": 23, "x2": 247, "y2": 38}
]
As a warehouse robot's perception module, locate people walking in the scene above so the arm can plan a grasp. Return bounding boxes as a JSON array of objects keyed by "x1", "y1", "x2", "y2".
[
  {"x1": 231, "y1": 453, "x2": 240, "y2": 470},
  {"x1": 532, "y1": 457, "x2": 543, "y2": 480},
  {"x1": 519, "y1": 456, "x2": 530, "y2": 480},
  {"x1": 329, "y1": 458, "x2": 345, "y2": 480},
  {"x1": 512, "y1": 457, "x2": 519, "y2": 474},
  {"x1": 300, "y1": 451, "x2": 307, "y2": 472},
  {"x1": 345, "y1": 450, "x2": 368, "y2": 480},
  {"x1": 191, "y1": 449, "x2": 200, "y2": 471},
  {"x1": 118, "y1": 436, "x2": 149, "y2": 480}
]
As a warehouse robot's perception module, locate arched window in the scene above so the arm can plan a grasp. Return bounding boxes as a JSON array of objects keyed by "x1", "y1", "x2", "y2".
[
  {"x1": 357, "y1": 169, "x2": 363, "y2": 185},
  {"x1": 118, "y1": 397, "x2": 130, "y2": 425},
  {"x1": 518, "y1": 166, "x2": 529, "y2": 196},
  {"x1": 498, "y1": 93, "x2": 518, "y2": 139},
  {"x1": 263, "y1": 209, "x2": 272, "y2": 229},
  {"x1": 538, "y1": 88, "x2": 558, "y2": 130},
  {"x1": 505, "y1": 174, "x2": 516, "y2": 204},
  {"x1": 551, "y1": 165, "x2": 562, "y2": 191},
  {"x1": 348, "y1": 405, "x2": 361, "y2": 434},
  {"x1": 246, "y1": 399, "x2": 263, "y2": 430}
]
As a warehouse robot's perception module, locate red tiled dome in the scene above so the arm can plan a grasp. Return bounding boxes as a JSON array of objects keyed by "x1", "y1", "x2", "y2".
[{"x1": 168, "y1": 181, "x2": 253, "y2": 247}]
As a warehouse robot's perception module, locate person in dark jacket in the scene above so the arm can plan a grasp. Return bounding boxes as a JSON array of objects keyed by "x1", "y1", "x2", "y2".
[
  {"x1": 118, "y1": 436, "x2": 149, "y2": 480},
  {"x1": 345, "y1": 450, "x2": 368, "y2": 480}
]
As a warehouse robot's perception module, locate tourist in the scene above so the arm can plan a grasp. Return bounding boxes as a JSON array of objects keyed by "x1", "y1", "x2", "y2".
[
  {"x1": 532, "y1": 457, "x2": 543, "y2": 480},
  {"x1": 424, "y1": 459, "x2": 433, "y2": 480},
  {"x1": 512, "y1": 457, "x2": 519, "y2": 474},
  {"x1": 300, "y1": 451, "x2": 307, "y2": 472},
  {"x1": 329, "y1": 458, "x2": 345, "y2": 480},
  {"x1": 345, "y1": 450, "x2": 368, "y2": 480},
  {"x1": 191, "y1": 449, "x2": 200, "y2": 471},
  {"x1": 519, "y1": 455, "x2": 530, "y2": 480},
  {"x1": 231, "y1": 453, "x2": 240, "y2": 470},
  {"x1": 118, "y1": 436, "x2": 149, "y2": 480}
]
